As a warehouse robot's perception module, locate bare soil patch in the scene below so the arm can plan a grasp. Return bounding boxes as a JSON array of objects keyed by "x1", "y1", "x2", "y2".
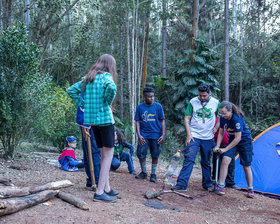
[{"x1": 0, "y1": 150, "x2": 279, "y2": 224}]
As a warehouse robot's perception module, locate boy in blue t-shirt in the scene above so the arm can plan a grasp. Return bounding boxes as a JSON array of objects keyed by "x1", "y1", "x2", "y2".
[{"x1": 134, "y1": 87, "x2": 165, "y2": 182}]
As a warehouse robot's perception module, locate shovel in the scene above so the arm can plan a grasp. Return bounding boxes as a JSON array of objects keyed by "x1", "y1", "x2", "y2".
[
  {"x1": 87, "y1": 135, "x2": 97, "y2": 192},
  {"x1": 211, "y1": 153, "x2": 219, "y2": 193}
]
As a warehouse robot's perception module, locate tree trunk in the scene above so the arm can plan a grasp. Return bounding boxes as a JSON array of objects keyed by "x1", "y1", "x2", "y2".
[
  {"x1": 224, "y1": 0, "x2": 230, "y2": 101},
  {"x1": 126, "y1": 6, "x2": 134, "y2": 143},
  {"x1": 232, "y1": 0, "x2": 237, "y2": 41},
  {"x1": 0, "y1": 0, "x2": 2, "y2": 32},
  {"x1": 0, "y1": 190, "x2": 59, "y2": 216},
  {"x1": 142, "y1": 10, "x2": 150, "y2": 90},
  {"x1": 191, "y1": 0, "x2": 199, "y2": 62},
  {"x1": 24, "y1": 0, "x2": 30, "y2": 29},
  {"x1": 239, "y1": 0, "x2": 244, "y2": 107},
  {"x1": 67, "y1": 0, "x2": 73, "y2": 85},
  {"x1": 162, "y1": 0, "x2": 167, "y2": 78},
  {"x1": 2, "y1": 0, "x2": 13, "y2": 29},
  {"x1": 119, "y1": 29, "x2": 124, "y2": 121},
  {"x1": 57, "y1": 191, "x2": 89, "y2": 210}
]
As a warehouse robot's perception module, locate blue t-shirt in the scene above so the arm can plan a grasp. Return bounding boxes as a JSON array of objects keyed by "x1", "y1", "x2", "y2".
[
  {"x1": 134, "y1": 102, "x2": 165, "y2": 139},
  {"x1": 220, "y1": 113, "x2": 251, "y2": 142}
]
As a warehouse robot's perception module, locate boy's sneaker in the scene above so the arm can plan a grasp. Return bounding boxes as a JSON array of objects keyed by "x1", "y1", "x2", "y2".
[
  {"x1": 150, "y1": 174, "x2": 157, "y2": 182},
  {"x1": 171, "y1": 185, "x2": 187, "y2": 192},
  {"x1": 129, "y1": 170, "x2": 136, "y2": 175},
  {"x1": 105, "y1": 189, "x2": 120, "y2": 196},
  {"x1": 247, "y1": 189, "x2": 254, "y2": 198},
  {"x1": 207, "y1": 185, "x2": 215, "y2": 192},
  {"x1": 216, "y1": 186, "x2": 225, "y2": 195},
  {"x1": 93, "y1": 192, "x2": 117, "y2": 203},
  {"x1": 227, "y1": 184, "x2": 241, "y2": 190},
  {"x1": 135, "y1": 172, "x2": 147, "y2": 179}
]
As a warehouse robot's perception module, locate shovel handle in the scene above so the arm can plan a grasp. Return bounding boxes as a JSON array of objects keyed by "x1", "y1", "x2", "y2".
[{"x1": 87, "y1": 135, "x2": 96, "y2": 191}]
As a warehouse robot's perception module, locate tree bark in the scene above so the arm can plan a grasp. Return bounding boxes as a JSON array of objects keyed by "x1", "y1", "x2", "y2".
[
  {"x1": 67, "y1": 0, "x2": 73, "y2": 85},
  {"x1": 119, "y1": 29, "x2": 124, "y2": 121},
  {"x1": 28, "y1": 180, "x2": 73, "y2": 194},
  {"x1": 0, "y1": 190, "x2": 59, "y2": 216},
  {"x1": 0, "y1": 177, "x2": 14, "y2": 186},
  {"x1": 0, "y1": 186, "x2": 29, "y2": 199},
  {"x1": 24, "y1": 0, "x2": 30, "y2": 29},
  {"x1": 239, "y1": 0, "x2": 244, "y2": 107},
  {"x1": 191, "y1": 0, "x2": 199, "y2": 62},
  {"x1": 224, "y1": 0, "x2": 230, "y2": 101},
  {"x1": 232, "y1": 0, "x2": 237, "y2": 41},
  {"x1": 2, "y1": 0, "x2": 13, "y2": 29},
  {"x1": 162, "y1": 0, "x2": 167, "y2": 78},
  {"x1": 142, "y1": 11, "x2": 150, "y2": 90},
  {"x1": 57, "y1": 191, "x2": 89, "y2": 210}
]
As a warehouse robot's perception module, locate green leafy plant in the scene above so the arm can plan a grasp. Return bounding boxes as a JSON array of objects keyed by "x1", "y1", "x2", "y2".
[{"x1": 0, "y1": 25, "x2": 41, "y2": 158}]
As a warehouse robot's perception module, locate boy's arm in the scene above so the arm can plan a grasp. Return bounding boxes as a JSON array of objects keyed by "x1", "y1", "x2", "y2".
[
  {"x1": 136, "y1": 120, "x2": 146, "y2": 145},
  {"x1": 123, "y1": 142, "x2": 134, "y2": 156},
  {"x1": 158, "y1": 119, "x2": 166, "y2": 144}
]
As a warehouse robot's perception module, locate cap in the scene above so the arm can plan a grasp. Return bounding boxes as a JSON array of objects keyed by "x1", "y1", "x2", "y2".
[{"x1": 65, "y1": 136, "x2": 77, "y2": 144}]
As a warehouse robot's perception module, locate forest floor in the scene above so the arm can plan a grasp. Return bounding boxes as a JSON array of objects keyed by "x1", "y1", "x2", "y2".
[{"x1": 0, "y1": 147, "x2": 280, "y2": 224}]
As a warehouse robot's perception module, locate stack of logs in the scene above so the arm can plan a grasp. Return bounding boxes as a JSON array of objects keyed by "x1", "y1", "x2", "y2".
[{"x1": 0, "y1": 177, "x2": 89, "y2": 216}]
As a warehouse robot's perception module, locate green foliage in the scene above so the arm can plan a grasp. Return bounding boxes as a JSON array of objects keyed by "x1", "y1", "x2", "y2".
[
  {"x1": 167, "y1": 38, "x2": 221, "y2": 125},
  {"x1": 33, "y1": 83, "x2": 79, "y2": 151},
  {"x1": 0, "y1": 25, "x2": 41, "y2": 158}
]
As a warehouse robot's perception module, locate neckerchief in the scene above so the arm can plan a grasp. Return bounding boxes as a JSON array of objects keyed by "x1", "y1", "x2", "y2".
[{"x1": 200, "y1": 97, "x2": 211, "y2": 123}]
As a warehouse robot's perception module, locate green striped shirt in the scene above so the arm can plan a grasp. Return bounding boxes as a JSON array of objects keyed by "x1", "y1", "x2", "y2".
[{"x1": 67, "y1": 72, "x2": 117, "y2": 125}]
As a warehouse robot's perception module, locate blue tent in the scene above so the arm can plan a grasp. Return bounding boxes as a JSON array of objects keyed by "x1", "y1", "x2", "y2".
[{"x1": 235, "y1": 123, "x2": 280, "y2": 198}]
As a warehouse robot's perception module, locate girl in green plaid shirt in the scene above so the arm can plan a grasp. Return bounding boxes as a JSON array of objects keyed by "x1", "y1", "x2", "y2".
[{"x1": 67, "y1": 54, "x2": 119, "y2": 203}]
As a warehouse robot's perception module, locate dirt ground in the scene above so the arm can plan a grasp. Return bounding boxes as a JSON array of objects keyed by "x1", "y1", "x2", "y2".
[{"x1": 0, "y1": 150, "x2": 279, "y2": 224}]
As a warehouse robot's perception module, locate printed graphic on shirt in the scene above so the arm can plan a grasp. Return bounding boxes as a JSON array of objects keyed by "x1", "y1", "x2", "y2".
[
  {"x1": 236, "y1": 123, "x2": 241, "y2": 130},
  {"x1": 196, "y1": 107, "x2": 212, "y2": 119},
  {"x1": 142, "y1": 111, "x2": 156, "y2": 122}
]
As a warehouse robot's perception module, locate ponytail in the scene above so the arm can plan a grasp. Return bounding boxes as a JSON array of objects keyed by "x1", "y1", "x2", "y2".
[{"x1": 220, "y1": 101, "x2": 245, "y2": 117}]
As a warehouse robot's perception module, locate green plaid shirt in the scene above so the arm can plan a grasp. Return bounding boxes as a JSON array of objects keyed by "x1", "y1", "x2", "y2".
[{"x1": 67, "y1": 72, "x2": 117, "y2": 125}]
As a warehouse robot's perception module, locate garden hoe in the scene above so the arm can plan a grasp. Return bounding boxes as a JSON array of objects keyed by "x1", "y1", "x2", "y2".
[{"x1": 87, "y1": 135, "x2": 97, "y2": 192}]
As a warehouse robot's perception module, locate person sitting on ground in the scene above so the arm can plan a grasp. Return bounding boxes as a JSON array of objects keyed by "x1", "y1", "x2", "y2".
[
  {"x1": 212, "y1": 117, "x2": 240, "y2": 190},
  {"x1": 111, "y1": 128, "x2": 136, "y2": 174},
  {"x1": 212, "y1": 101, "x2": 254, "y2": 198},
  {"x1": 58, "y1": 136, "x2": 84, "y2": 172},
  {"x1": 134, "y1": 87, "x2": 166, "y2": 183}
]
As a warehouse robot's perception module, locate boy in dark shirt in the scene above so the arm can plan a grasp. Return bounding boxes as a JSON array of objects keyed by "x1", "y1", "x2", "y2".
[{"x1": 134, "y1": 87, "x2": 165, "y2": 182}]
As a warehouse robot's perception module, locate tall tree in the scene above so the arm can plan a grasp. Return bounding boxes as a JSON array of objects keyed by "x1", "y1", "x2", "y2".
[
  {"x1": 224, "y1": 0, "x2": 229, "y2": 100},
  {"x1": 161, "y1": 0, "x2": 167, "y2": 78}
]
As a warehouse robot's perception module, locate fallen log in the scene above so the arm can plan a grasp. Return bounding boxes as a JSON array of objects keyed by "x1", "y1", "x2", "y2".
[
  {"x1": 0, "y1": 180, "x2": 73, "y2": 198},
  {"x1": 0, "y1": 177, "x2": 14, "y2": 186},
  {"x1": 0, "y1": 190, "x2": 59, "y2": 216},
  {"x1": 28, "y1": 180, "x2": 73, "y2": 194},
  {"x1": 0, "y1": 186, "x2": 29, "y2": 199},
  {"x1": 57, "y1": 192, "x2": 89, "y2": 210}
]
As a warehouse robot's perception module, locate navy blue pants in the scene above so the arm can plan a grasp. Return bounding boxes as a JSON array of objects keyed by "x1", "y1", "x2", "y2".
[
  {"x1": 81, "y1": 127, "x2": 101, "y2": 186},
  {"x1": 111, "y1": 152, "x2": 135, "y2": 173},
  {"x1": 176, "y1": 138, "x2": 214, "y2": 189}
]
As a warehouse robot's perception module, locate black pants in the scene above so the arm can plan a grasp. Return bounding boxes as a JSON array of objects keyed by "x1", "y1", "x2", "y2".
[{"x1": 212, "y1": 151, "x2": 235, "y2": 186}]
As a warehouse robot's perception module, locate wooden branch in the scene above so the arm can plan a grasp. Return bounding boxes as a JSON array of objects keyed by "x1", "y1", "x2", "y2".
[
  {"x1": 57, "y1": 192, "x2": 89, "y2": 210},
  {"x1": 28, "y1": 180, "x2": 73, "y2": 194},
  {"x1": 0, "y1": 187, "x2": 29, "y2": 199},
  {"x1": 0, "y1": 190, "x2": 59, "y2": 216},
  {"x1": 0, "y1": 177, "x2": 14, "y2": 187},
  {"x1": 0, "y1": 180, "x2": 73, "y2": 198}
]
